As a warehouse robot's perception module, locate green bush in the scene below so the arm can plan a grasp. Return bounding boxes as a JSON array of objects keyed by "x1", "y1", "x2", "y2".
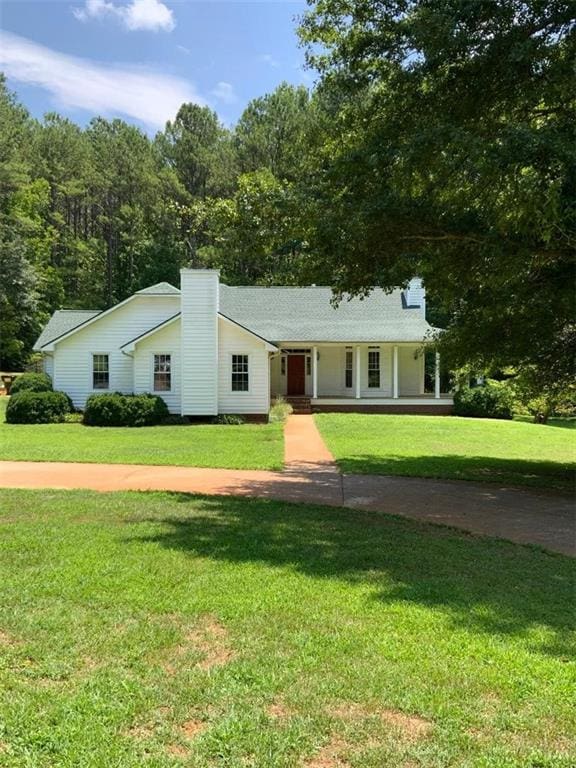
[
  {"x1": 10, "y1": 372, "x2": 53, "y2": 395},
  {"x1": 6, "y1": 390, "x2": 72, "y2": 424},
  {"x1": 453, "y1": 380, "x2": 513, "y2": 420},
  {"x1": 269, "y1": 396, "x2": 293, "y2": 423},
  {"x1": 213, "y1": 413, "x2": 246, "y2": 425},
  {"x1": 83, "y1": 392, "x2": 169, "y2": 427}
]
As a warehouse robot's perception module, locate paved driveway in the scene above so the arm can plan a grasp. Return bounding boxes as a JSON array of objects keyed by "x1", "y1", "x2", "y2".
[{"x1": 0, "y1": 415, "x2": 573, "y2": 556}]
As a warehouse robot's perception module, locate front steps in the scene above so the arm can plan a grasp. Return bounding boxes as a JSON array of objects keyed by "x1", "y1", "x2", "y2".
[{"x1": 286, "y1": 396, "x2": 312, "y2": 415}]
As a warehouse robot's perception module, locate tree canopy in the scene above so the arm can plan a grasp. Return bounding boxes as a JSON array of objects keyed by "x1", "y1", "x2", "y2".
[{"x1": 298, "y1": 0, "x2": 576, "y2": 382}]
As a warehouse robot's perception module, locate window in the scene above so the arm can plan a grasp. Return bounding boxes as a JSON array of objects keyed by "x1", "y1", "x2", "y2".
[
  {"x1": 306, "y1": 356, "x2": 311, "y2": 376},
  {"x1": 92, "y1": 354, "x2": 109, "y2": 389},
  {"x1": 153, "y1": 354, "x2": 171, "y2": 392},
  {"x1": 368, "y1": 347, "x2": 380, "y2": 388},
  {"x1": 345, "y1": 347, "x2": 353, "y2": 388},
  {"x1": 281, "y1": 356, "x2": 286, "y2": 376},
  {"x1": 231, "y1": 354, "x2": 249, "y2": 392}
]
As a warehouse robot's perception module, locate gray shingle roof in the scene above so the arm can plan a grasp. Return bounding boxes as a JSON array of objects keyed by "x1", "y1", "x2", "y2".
[
  {"x1": 219, "y1": 285, "x2": 435, "y2": 343},
  {"x1": 136, "y1": 282, "x2": 180, "y2": 296},
  {"x1": 35, "y1": 284, "x2": 438, "y2": 351},
  {"x1": 34, "y1": 310, "x2": 101, "y2": 349}
]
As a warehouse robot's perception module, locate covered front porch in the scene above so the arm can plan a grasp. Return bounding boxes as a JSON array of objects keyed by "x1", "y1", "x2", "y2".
[{"x1": 270, "y1": 343, "x2": 453, "y2": 413}]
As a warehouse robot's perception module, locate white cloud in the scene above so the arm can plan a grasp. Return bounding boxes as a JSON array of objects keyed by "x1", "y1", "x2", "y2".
[
  {"x1": 257, "y1": 53, "x2": 280, "y2": 68},
  {"x1": 73, "y1": 0, "x2": 175, "y2": 32},
  {"x1": 0, "y1": 31, "x2": 202, "y2": 129},
  {"x1": 211, "y1": 81, "x2": 237, "y2": 105},
  {"x1": 176, "y1": 44, "x2": 190, "y2": 55}
]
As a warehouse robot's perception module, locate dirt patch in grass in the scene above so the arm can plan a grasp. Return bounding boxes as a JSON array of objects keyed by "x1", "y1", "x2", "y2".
[
  {"x1": 126, "y1": 723, "x2": 156, "y2": 741},
  {"x1": 166, "y1": 743, "x2": 190, "y2": 759},
  {"x1": 331, "y1": 702, "x2": 433, "y2": 740},
  {"x1": 0, "y1": 629, "x2": 20, "y2": 646},
  {"x1": 161, "y1": 614, "x2": 236, "y2": 673},
  {"x1": 179, "y1": 718, "x2": 207, "y2": 740},
  {"x1": 266, "y1": 700, "x2": 293, "y2": 719},
  {"x1": 303, "y1": 735, "x2": 351, "y2": 768}
]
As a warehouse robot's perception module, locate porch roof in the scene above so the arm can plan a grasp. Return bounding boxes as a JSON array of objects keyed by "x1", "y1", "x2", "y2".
[{"x1": 219, "y1": 285, "x2": 439, "y2": 343}]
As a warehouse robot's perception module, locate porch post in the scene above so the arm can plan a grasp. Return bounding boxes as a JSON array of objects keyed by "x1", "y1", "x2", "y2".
[
  {"x1": 393, "y1": 345, "x2": 399, "y2": 399},
  {"x1": 435, "y1": 352, "x2": 441, "y2": 399},
  {"x1": 312, "y1": 346, "x2": 318, "y2": 399},
  {"x1": 355, "y1": 345, "x2": 361, "y2": 399}
]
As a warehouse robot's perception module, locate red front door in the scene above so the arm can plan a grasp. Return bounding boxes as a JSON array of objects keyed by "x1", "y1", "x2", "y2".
[{"x1": 287, "y1": 355, "x2": 306, "y2": 395}]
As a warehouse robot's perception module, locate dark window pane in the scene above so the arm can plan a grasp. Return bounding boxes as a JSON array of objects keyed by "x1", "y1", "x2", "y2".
[
  {"x1": 93, "y1": 354, "x2": 109, "y2": 389},
  {"x1": 231, "y1": 354, "x2": 249, "y2": 391},
  {"x1": 154, "y1": 354, "x2": 171, "y2": 391},
  {"x1": 345, "y1": 348, "x2": 353, "y2": 388},
  {"x1": 368, "y1": 348, "x2": 380, "y2": 388}
]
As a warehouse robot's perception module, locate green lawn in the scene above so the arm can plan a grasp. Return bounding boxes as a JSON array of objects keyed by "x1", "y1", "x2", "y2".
[
  {"x1": 316, "y1": 413, "x2": 576, "y2": 492},
  {"x1": 0, "y1": 398, "x2": 283, "y2": 470},
  {"x1": 0, "y1": 489, "x2": 574, "y2": 767}
]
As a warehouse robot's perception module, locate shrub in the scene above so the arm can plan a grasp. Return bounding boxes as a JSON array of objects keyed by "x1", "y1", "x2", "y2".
[
  {"x1": 6, "y1": 390, "x2": 72, "y2": 424},
  {"x1": 83, "y1": 393, "x2": 169, "y2": 427},
  {"x1": 511, "y1": 367, "x2": 576, "y2": 423},
  {"x1": 64, "y1": 412, "x2": 84, "y2": 423},
  {"x1": 269, "y1": 396, "x2": 293, "y2": 423},
  {"x1": 453, "y1": 380, "x2": 513, "y2": 420},
  {"x1": 213, "y1": 413, "x2": 246, "y2": 425},
  {"x1": 10, "y1": 372, "x2": 53, "y2": 395}
]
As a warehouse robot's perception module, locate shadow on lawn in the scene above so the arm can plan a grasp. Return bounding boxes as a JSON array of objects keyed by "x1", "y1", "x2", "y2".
[
  {"x1": 132, "y1": 494, "x2": 575, "y2": 660},
  {"x1": 334, "y1": 454, "x2": 576, "y2": 492}
]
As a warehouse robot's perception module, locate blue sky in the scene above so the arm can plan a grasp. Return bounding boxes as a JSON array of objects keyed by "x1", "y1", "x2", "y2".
[{"x1": 0, "y1": 0, "x2": 311, "y2": 132}]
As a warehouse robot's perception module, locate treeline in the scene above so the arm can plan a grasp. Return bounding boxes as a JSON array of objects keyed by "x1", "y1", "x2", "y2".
[{"x1": 0, "y1": 79, "x2": 317, "y2": 368}]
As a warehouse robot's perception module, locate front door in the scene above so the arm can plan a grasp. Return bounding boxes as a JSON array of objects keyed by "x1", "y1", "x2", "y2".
[{"x1": 287, "y1": 355, "x2": 306, "y2": 395}]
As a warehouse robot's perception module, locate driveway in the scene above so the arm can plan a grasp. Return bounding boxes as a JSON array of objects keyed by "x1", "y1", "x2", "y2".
[{"x1": 0, "y1": 415, "x2": 573, "y2": 556}]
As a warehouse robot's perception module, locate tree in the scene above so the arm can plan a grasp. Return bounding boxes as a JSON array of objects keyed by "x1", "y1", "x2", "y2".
[
  {"x1": 156, "y1": 103, "x2": 236, "y2": 199},
  {"x1": 234, "y1": 83, "x2": 313, "y2": 181},
  {"x1": 197, "y1": 169, "x2": 311, "y2": 284},
  {"x1": 299, "y1": 0, "x2": 576, "y2": 384}
]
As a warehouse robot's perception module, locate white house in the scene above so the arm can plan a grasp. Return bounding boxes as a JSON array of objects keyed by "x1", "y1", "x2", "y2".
[{"x1": 33, "y1": 269, "x2": 452, "y2": 419}]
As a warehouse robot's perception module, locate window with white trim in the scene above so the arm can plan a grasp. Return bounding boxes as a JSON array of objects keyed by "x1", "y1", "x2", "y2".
[
  {"x1": 231, "y1": 354, "x2": 249, "y2": 392},
  {"x1": 368, "y1": 347, "x2": 380, "y2": 388},
  {"x1": 345, "y1": 347, "x2": 353, "y2": 388},
  {"x1": 153, "y1": 354, "x2": 171, "y2": 391},
  {"x1": 306, "y1": 355, "x2": 311, "y2": 376},
  {"x1": 92, "y1": 354, "x2": 109, "y2": 389}
]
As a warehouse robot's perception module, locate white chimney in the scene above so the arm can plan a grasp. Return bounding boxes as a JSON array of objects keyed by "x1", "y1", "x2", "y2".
[
  {"x1": 404, "y1": 277, "x2": 426, "y2": 317},
  {"x1": 180, "y1": 268, "x2": 219, "y2": 416}
]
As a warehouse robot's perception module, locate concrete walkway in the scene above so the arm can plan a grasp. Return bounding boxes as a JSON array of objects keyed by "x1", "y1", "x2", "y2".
[{"x1": 0, "y1": 415, "x2": 573, "y2": 557}]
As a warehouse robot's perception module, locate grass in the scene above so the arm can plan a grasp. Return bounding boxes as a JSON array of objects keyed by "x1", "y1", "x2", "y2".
[
  {"x1": 0, "y1": 398, "x2": 283, "y2": 470},
  {"x1": 315, "y1": 413, "x2": 576, "y2": 492},
  {"x1": 0, "y1": 489, "x2": 574, "y2": 767}
]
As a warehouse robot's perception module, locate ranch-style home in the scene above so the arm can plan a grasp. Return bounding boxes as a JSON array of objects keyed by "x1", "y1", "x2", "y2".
[{"x1": 34, "y1": 269, "x2": 453, "y2": 418}]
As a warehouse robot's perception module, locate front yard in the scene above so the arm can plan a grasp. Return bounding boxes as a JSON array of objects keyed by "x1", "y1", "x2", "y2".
[
  {"x1": 0, "y1": 399, "x2": 283, "y2": 470},
  {"x1": 316, "y1": 413, "x2": 576, "y2": 492},
  {"x1": 0, "y1": 488, "x2": 574, "y2": 767}
]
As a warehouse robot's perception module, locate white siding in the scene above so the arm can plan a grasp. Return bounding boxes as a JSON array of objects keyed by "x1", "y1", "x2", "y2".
[
  {"x1": 398, "y1": 346, "x2": 424, "y2": 395},
  {"x1": 43, "y1": 354, "x2": 53, "y2": 382},
  {"x1": 133, "y1": 320, "x2": 181, "y2": 413},
  {"x1": 270, "y1": 354, "x2": 285, "y2": 397},
  {"x1": 218, "y1": 318, "x2": 270, "y2": 414},
  {"x1": 180, "y1": 270, "x2": 218, "y2": 415},
  {"x1": 318, "y1": 346, "x2": 348, "y2": 396},
  {"x1": 51, "y1": 295, "x2": 179, "y2": 409}
]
